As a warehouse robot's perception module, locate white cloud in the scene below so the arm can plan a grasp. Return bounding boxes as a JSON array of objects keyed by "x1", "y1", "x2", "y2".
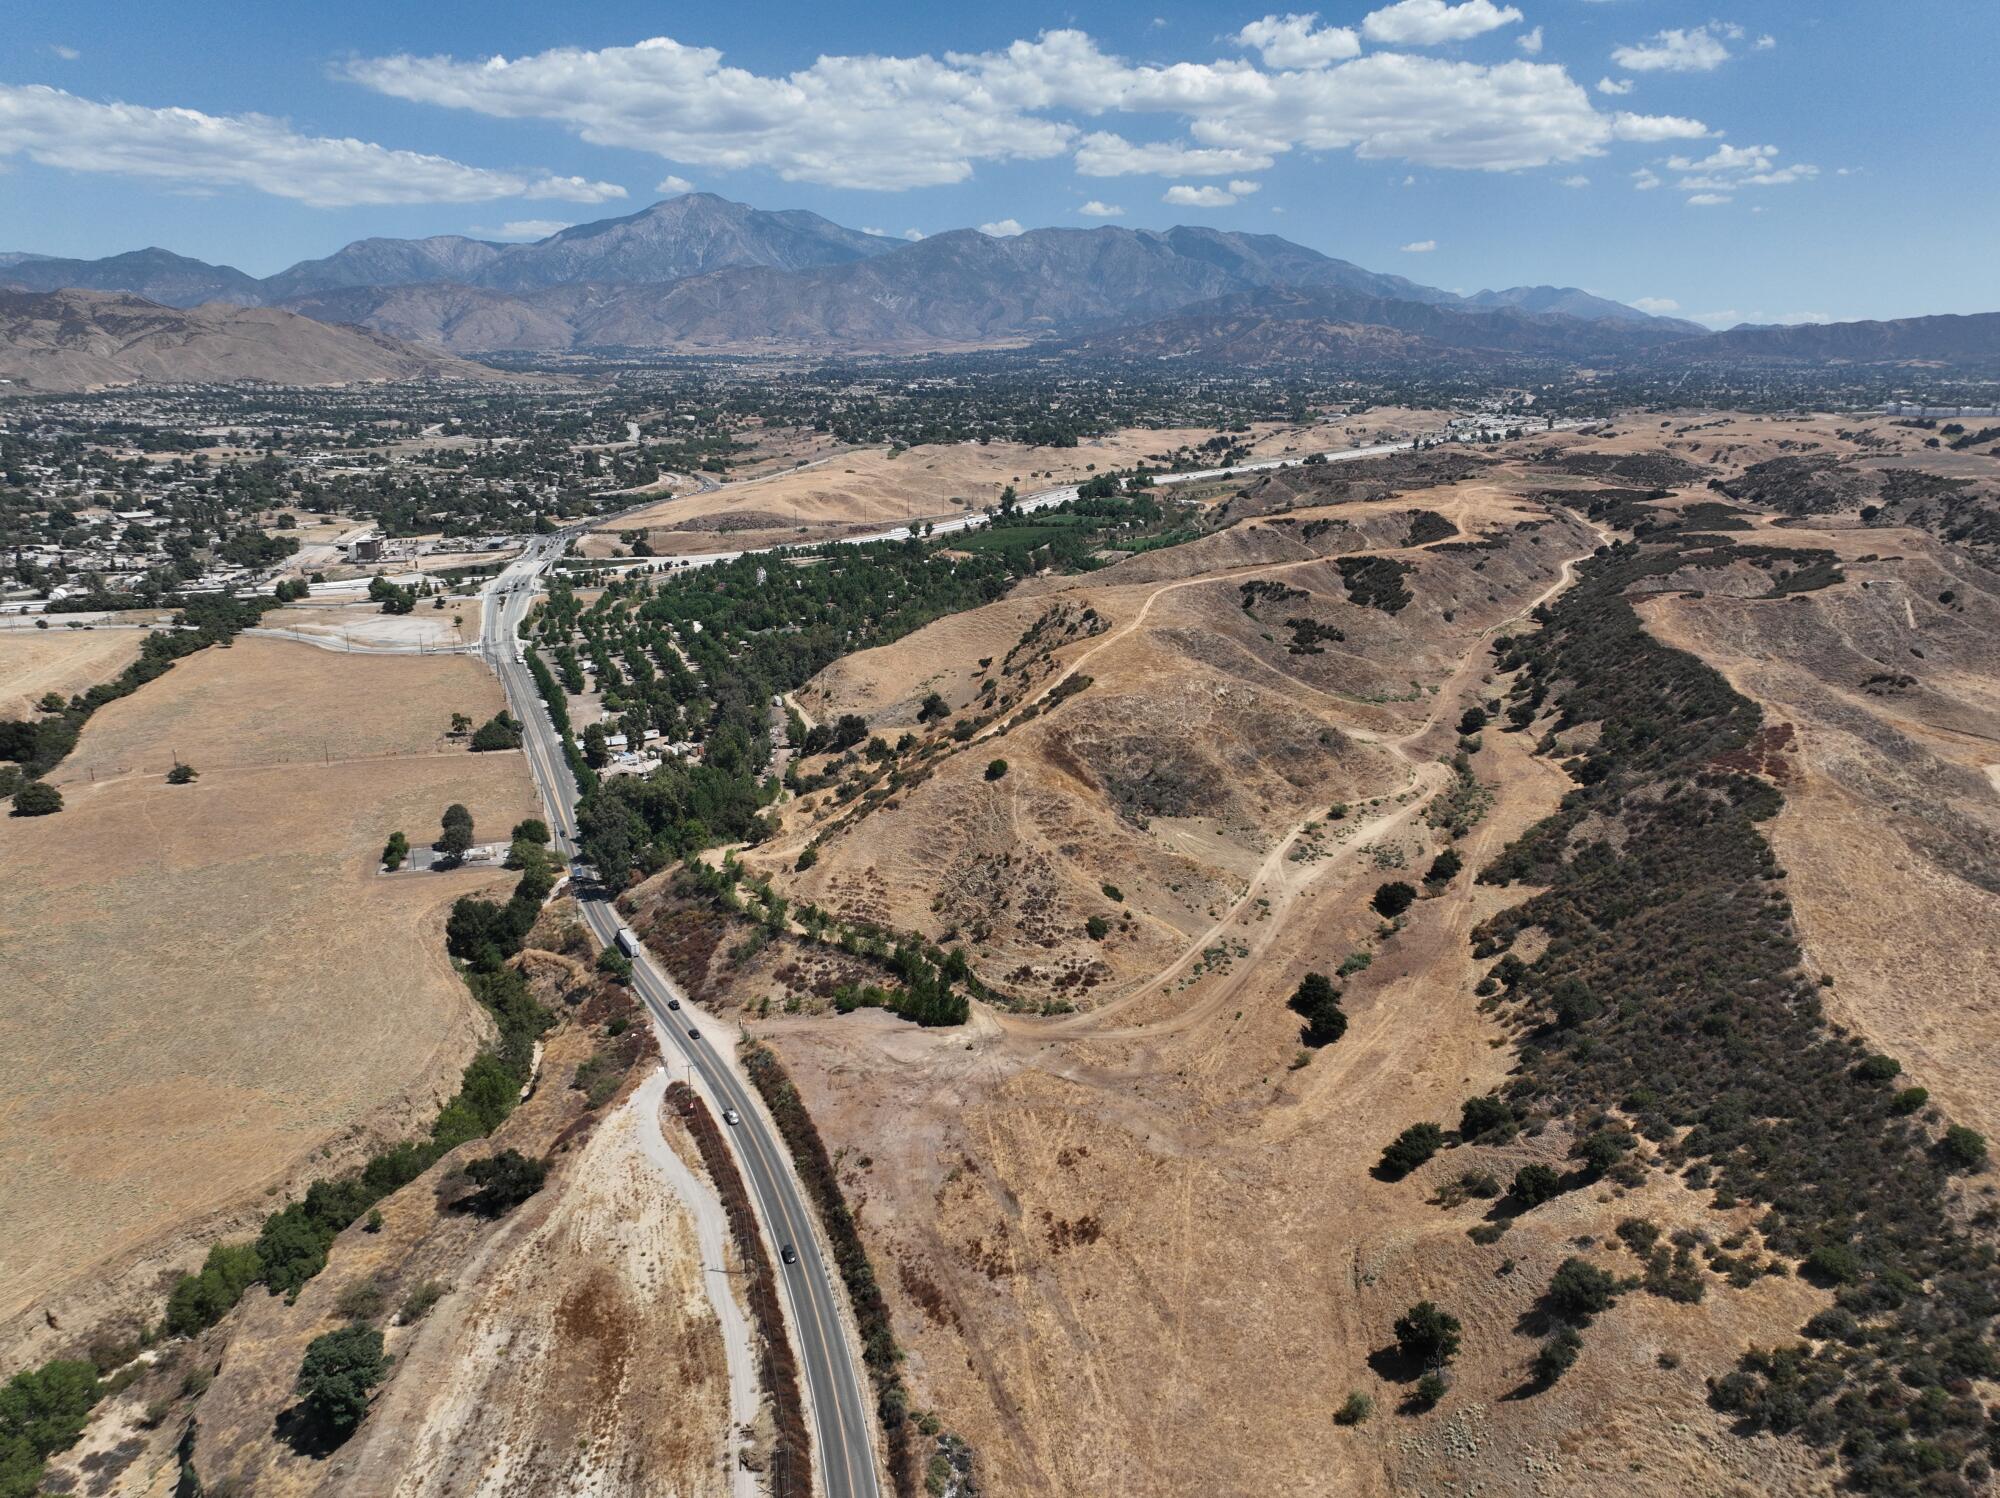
[
  {"x1": 1363, "y1": 0, "x2": 1523, "y2": 45},
  {"x1": 1612, "y1": 25, "x2": 1734, "y2": 74},
  {"x1": 0, "y1": 83, "x2": 625, "y2": 207},
  {"x1": 902, "y1": 227, "x2": 925, "y2": 240},
  {"x1": 50, "y1": 45, "x2": 80, "y2": 61},
  {"x1": 1559, "y1": 173, "x2": 1589, "y2": 187},
  {"x1": 978, "y1": 217, "x2": 1024, "y2": 235},
  {"x1": 1686, "y1": 192, "x2": 1731, "y2": 206},
  {"x1": 1079, "y1": 199, "x2": 1125, "y2": 216},
  {"x1": 1611, "y1": 112, "x2": 1710, "y2": 143},
  {"x1": 1400, "y1": 238, "x2": 1437, "y2": 251},
  {"x1": 1516, "y1": 26, "x2": 1543, "y2": 55},
  {"x1": 1163, "y1": 183, "x2": 1239, "y2": 206},
  {"x1": 493, "y1": 219, "x2": 570, "y2": 239},
  {"x1": 1596, "y1": 76, "x2": 1633, "y2": 96},
  {"x1": 656, "y1": 173, "x2": 694, "y2": 192},
  {"x1": 1668, "y1": 143, "x2": 1817, "y2": 190},
  {"x1": 1226, "y1": 178, "x2": 1262, "y2": 195},
  {"x1": 1631, "y1": 296, "x2": 1678, "y2": 313},
  {"x1": 345, "y1": 28, "x2": 1718, "y2": 191},
  {"x1": 1693, "y1": 309, "x2": 1740, "y2": 327},
  {"x1": 1754, "y1": 34, "x2": 1777, "y2": 50},
  {"x1": 1074, "y1": 131, "x2": 1272, "y2": 178},
  {"x1": 1234, "y1": 14, "x2": 1361, "y2": 69},
  {"x1": 1631, "y1": 168, "x2": 1661, "y2": 189}
]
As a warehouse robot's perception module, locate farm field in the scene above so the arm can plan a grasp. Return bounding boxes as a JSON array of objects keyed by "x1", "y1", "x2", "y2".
[{"x1": 0, "y1": 636, "x2": 540, "y2": 1365}]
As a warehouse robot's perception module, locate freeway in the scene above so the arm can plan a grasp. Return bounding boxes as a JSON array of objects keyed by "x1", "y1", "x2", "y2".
[{"x1": 478, "y1": 538, "x2": 883, "y2": 1498}]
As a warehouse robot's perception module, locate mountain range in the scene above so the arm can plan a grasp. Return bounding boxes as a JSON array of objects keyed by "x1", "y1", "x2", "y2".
[
  {"x1": 3, "y1": 193, "x2": 1993, "y2": 370},
  {"x1": 0, "y1": 289, "x2": 501, "y2": 393}
]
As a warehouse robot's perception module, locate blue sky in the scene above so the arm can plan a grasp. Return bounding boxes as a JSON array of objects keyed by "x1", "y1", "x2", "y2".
[{"x1": 3, "y1": 0, "x2": 1992, "y2": 325}]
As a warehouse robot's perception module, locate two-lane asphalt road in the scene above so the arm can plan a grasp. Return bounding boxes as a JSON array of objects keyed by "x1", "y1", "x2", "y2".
[{"x1": 479, "y1": 541, "x2": 883, "y2": 1498}]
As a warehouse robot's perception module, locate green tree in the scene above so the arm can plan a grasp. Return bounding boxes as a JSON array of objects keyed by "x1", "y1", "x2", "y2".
[
  {"x1": 469, "y1": 713, "x2": 522, "y2": 752},
  {"x1": 9, "y1": 782, "x2": 61, "y2": 817},
  {"x1": 166, "y1": 763, "x2": 198, "y2": 785},
  {"x1": 1393, "y1": 1301, "x2": 1462, "y2": 1366},
  {"x1": 0, "y1": 1359, "x2": 101, "y2": 1497},
  {"x1": 582, "y1": 723, "x2": 610, "y2": 769},
  {"x1": 294, "y1": 1325, "x2": 389, "y2": 1437},
  {"x1": 1372, "y1": 881, "x2": 1417, "y2": 918},
  {"x1": 1545, "y1": 1258, "x2": 1616, "y2": 1321},
  {"x1": 512, "y1": 818, "x2": 550, "y2": 845},
  {"x1": 1511, "y1": 1163, "x2": 1563, "y2": 1207},
  {"x1": 1288, "y1": 972, "x2": 1347, "y2": 1048},
  {"x1": 381, "y1": 831, "x2": 409, "y2": 871},
  {"x1": 437, "y1": 804, "x2": 474, "y2": 867},
  {"x1": 449, "y1": 712, "x2": 473, "y2": 737}
]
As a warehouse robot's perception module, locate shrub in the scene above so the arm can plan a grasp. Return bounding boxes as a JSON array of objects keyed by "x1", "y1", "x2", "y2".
[
  {"x1": 984, "y1": 758, "x2": 1008, "y2": 781},
  {"x1": 1458, "y1": 1095, "x2": 1515, "y2": 1141},
  {"x1": 1805, "y1": 1242, "x2": 1861, "y2": 1285},
  {"x1": 163, "y1": 1241, "x2": 263, "y2": 1337},
  {"x1": 334, "y1": 1278, "x2": 388, "y2": 1323},
  {"x1": 399, "y1": 1281, "x2": 446, "y2": 1323},
  {"x1": 1891, "y1": 1086, "x2": 1929, "y2": 1115},
  {"x1": 294, "y1": 1325, "x2": 388, "y2": 1438},
  {"x1": 1393, "y1": 1301, "x2": 1462, "y2": 1365},
  {"x1": 1372, "y1": 881, "x2": 1417, "y2": 918},
  {"x1": 1379, "y1": 1123, "x2": 1444, "y2": 1179},
  {"x1": 1412, "y1": 1372, "x2": 1447, "y2": 1408},
  {"x1": 166, "y1": 763, "x2": 198, "y2": 785},
  {"x1": 1101, "y1": 883, "x2": 1123, "y2": 901},
  {"x1": 1854, "y1": 1054, "x2": 1901, "y2": 1084},
  {"x1": 458, "y1": 1150, "x2": 546, "y2": 1217},
  {"x1": 1510, "y1": 1164, "x2": 1563, "y2": 1208},
  {"x1": 1532, "y1": 1326, "x2": 1583, "y2": 1385},
  {"x1": 1333, "y1": 1391, "x2": 1373, "y2": 1426},
  {"x1": 1457, "y1": 707, "x2": 1488, "y2": 735},
  {"x1": 1424, "y1": 849, "x2": 1463, "y2": 886},
  {"x1": 10, "y1": 781, "x2": 61, "y2": 817},
  {"x1": 1084, "y1": 915, "x2": 1110, "y2": 940},
  {"x1": 1546, "y1": 1258, "x2": 1616, "y2": 1320},
  {"x1": 1940, "y1": 1126, "x2": 1987, "y2": 1171}
]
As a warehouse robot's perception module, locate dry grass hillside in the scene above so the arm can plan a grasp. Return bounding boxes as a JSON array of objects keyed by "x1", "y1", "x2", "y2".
[
  {"x1": 768, "y1": 483, "x2": 1594, "y2": 1013},
  {"x1": 643, "y1": 423, "x2": 2000, "y2": 1497},
  {"x1": 0, "y1": 638, "x2": 538, "y2": 1367}
]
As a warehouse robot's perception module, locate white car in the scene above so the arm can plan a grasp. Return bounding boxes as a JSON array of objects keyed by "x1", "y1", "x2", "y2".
[{"x1": 722, "y1": 1109, "x2": 741, "y2": 1126}]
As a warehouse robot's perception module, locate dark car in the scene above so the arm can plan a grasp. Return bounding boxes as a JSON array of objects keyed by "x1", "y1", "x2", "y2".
[
  {"x1": 780, "y1": 1244, "x2": 799, "y2": 1266},
  {"x1": 668, "y1": 999, "x2": 681, "y2": 1010},
  {"x1": 687, "y1": 1028, "x2": 701, "y2": 1040}
]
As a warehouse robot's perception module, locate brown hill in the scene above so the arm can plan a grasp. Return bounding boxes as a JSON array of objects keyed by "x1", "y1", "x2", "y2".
[{"x1": 0, "y1": 288, "x2": 502, "y2": 391}]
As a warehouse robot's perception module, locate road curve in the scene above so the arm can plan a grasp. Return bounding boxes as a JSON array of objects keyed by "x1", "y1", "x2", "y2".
[{"x1": 478, "y1": 539, "x2": 884, "y2": 1498}]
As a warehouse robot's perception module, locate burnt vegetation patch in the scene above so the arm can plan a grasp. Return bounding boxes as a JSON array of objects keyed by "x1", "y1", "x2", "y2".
[{"x1": 1458, "y1": 522, "x2": 2000, "y2": 1494}]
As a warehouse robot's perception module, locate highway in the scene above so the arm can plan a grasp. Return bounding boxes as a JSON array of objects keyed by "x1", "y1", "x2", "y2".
[{"x1": 478, "y1": 539, "x2": 883, "y2": 1498}]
